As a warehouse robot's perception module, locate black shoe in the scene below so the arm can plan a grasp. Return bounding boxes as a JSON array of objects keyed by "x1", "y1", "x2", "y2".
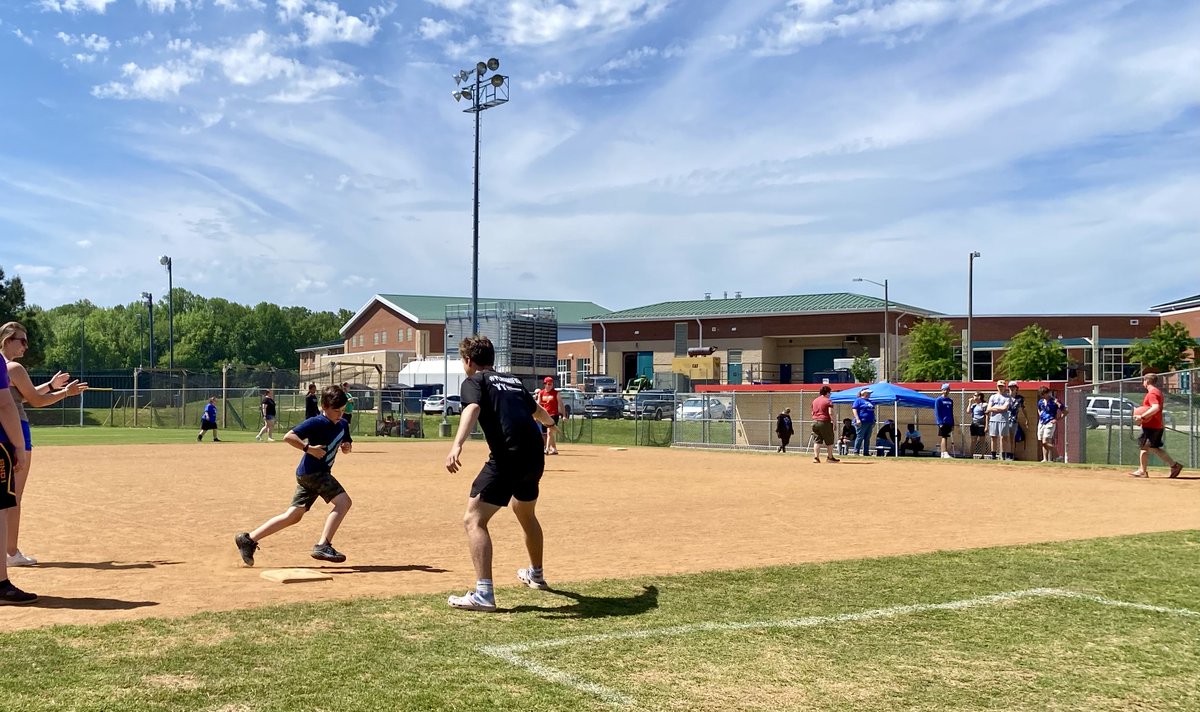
[
  {"x1": 311, "y1": 543, "x2": 346, "y2": 563},
  {"x1": 197, "y1": 434, "x2": 203, "y2": 442},
  {"x1": 0, "y1": 582, "x2": 37, "y2": 605},
  {"x1": 213, "y1": 438, "x2": 222, "y2": 442},
  {"x1": 235, "y1": 532, "x2": 259, "y2": 567}
]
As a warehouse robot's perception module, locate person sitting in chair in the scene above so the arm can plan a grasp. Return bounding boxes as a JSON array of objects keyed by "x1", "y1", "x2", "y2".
[
  {"x1": 899, "y1": 423, "x2": 925, "y2": 456},
  {"x1": 875, "y1": 419, "x2": 897, "y2": 456},
  {"x1": 838, "y1": 418, "x2": 855, "y2": 456}
]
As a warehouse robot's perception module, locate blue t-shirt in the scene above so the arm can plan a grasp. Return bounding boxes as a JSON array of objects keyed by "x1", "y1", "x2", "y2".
[
  {"x1": 934, "y1": 396, "x2": 955, "y2": 425},
  {"x1": 0, "y1": 354, "x2": 9, "y2": 445},
  {"x1": 852, "y1": 397, "x2": 876, "y2": 424},
  {"x1": 1038, "y1": 397, "x2": 1060, "y2": 424},
  {"x1": 203, "y1": 402, "x2": 217, "y2": 422},
  {"x1": 292, "y1": 414, "x2": 352, "y2": 476}
]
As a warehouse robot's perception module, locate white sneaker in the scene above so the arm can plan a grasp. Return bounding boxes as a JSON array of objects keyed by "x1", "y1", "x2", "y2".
[
  {"x1": 255, "y1": 435, "x2": 262, "y2": 441},
  {"x1": 7, "y1": 550, "x2": 37, "y2": 567},
  {"x1": 448, "y1": 590, "x2": 497, "y2": 612},
  {"x1": 517, "y1": 567, "x2": 549, "y2": 590},
  {"x1": 941, "y1": 452, "x2": 952, "y2": 459},
  {"x1": 267, "y1": 438, "x2": 275, "y2": 442}
]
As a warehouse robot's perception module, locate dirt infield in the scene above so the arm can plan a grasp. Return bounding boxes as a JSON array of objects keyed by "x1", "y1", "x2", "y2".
[{"x1": 3, "y1": 441, "x2": 1198, "y2": 630}]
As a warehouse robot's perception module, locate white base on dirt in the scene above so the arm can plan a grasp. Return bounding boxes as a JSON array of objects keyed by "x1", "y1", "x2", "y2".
[{"x1": 260, "y1": 568, "x2": 334, "y2": 583}]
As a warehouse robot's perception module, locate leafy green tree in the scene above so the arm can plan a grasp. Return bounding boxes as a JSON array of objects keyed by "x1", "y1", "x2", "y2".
[
  {"x1": 898, "y1": 318, "x2": 962, "y2": 382},
  {"x1": 1126, "y1": 321, "x2": 1198, "y2": 373},
  {"x1": 996, "y1": 324, "x2": 1067, "y2": 380},
  {"x1": 0, "y1": 266, "x2": 47, "y2": 367},
  {"x1": 849, "y1": 351, "x2": 877, "y2": 383}
]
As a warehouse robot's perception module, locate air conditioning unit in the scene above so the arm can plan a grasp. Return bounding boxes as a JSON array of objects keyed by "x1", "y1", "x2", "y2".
[{"x1": 843, "y1": 336, "x2": 860, "y2": 344}]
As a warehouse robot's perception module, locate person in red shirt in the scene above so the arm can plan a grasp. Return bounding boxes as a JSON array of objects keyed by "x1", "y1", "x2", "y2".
[
  {"x1": 809, "y1": 385, "x2": 839, "y2": 464},
  {"x1": 535, "y1": 377, "x2": 562, "y2": 455},
  {"x1": 1131, "y1": 372, "x2": 1183, "y2": 478}
]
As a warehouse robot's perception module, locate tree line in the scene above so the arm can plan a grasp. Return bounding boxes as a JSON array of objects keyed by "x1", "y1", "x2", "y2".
[{"x1": 0, "y1": 266, "x2": 350, "y2": 372}]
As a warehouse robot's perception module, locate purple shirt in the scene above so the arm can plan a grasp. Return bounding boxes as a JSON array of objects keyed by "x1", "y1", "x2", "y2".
[{"x1": 0, "y1": 354, "x2": 9, "y2": 444}]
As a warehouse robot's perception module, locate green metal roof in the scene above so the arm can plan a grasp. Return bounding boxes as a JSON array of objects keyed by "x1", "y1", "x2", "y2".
[
  {"x1": 587, "y1": 292, "x2": 937, "y2": 321},
  {"x1": 1151, "y1": 293, "x2": 1200, "y2": 312},
  {"x1": 373, "y1": 294, "x2": 609, "y2": 325}
]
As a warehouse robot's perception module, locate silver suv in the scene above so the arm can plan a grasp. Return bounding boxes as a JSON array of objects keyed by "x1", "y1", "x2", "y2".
[{"x1": 1084, "y1": 395, "x2": 1174, "y2": 429}]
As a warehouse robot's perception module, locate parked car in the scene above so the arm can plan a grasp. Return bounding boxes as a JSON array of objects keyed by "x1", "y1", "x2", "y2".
[
  {"x1": 675, "y1": 397, "x2": 727, "y2": 421},
  {"x1": 623, "y1": 390, "x2": 677, "y2": 420},
  {"x1": 422, "y1": 395, "x2": 462, "y2": 415},
  {"x1": 556, "y1": 388, "x2": 586, "y2": 417},
  {"x1": 583, "y1": 375, "x2": 620, "y2": 395},
  {"x1": 1084, "y1": 395, "x2": 1174, "y2": 429},
  {"x1": 584, "y1": 396, "x2": 627, "y2": 419}
]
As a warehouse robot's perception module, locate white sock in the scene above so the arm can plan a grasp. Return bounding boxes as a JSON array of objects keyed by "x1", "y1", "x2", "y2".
[{"x1": 476, "y1": 580, "x2": 494, "y2": 598}]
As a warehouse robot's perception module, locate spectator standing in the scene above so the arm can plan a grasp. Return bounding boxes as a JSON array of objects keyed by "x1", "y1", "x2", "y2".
[
  {"x1": 1007, "y1": 381, "x2": 1028, "y2": 460},
  {"x1": 0, "y1": 351, "x2": 35, "y2": 603},
  {"x1": 809, "y1": 387, "x2": 838, "y2": 463},
  {"x1": 1131, "y1": 373, "x2": 1184, "y2": 478},
  {"x1": 969, "y1": 392, "x2": 988, "y2": 458},
  {"x1": 775, "y1": 407, "x2": 794, "y2": 453},
  {"x1": 197, "y1": 397, "x2": 221, "y2": 442},
  {"x1": 304, "y1": 383, "x2": 319, "y2": 419},
  {"x1": 1035, "y1": 387, "x2": 1067, "y2": 462},
  {"x1": 986, "y1": 381, "x2": 1012, "y2": 460},
  {"x1": 255, "y1": 389, "x2": 276, "y2": 442},
  {"x1": 340, "y1": 383, "x2": 355, "y2": 428},
  {"x1": 933, "y1": 383, "x2": 955, "y2": 458},
  {"x1": 852, "y1": 387, "x2": 876, "y2": 456},
  {"x1": 535, "y1": 377, "x2": 562, "y2": 455}
]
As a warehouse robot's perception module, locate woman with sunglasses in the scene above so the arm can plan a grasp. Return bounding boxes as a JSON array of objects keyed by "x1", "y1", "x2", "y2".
[{"x1": 0, "y1": 322, "x2": 88, "y2": 566}]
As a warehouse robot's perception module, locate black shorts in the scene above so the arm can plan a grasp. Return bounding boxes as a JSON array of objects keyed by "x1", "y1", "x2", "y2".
[
  {"x1": 969, "y1": 424, "x2": 985, "y2": 437},
  {"x1": 1138, "y1": 428, "x2": 1165, "y2": 450},
  {"x1": 471, "y1": 454, "x2": 545, "y2": 507},
  {"x1": 0, "y1": 441, "x2": 16, "y2": 510},
  {"x1": 201, "y1": 420, "x2": 218, "y2": 431},
  {"x1": 938, "y1": 424, "x2": 955, "y2": 438},
  {"x1": 290, "y1": 472, "x2": 347, "y2": 510},
  {"x1": 344, "y1": 413, "x2": 353, "y2": 424}
]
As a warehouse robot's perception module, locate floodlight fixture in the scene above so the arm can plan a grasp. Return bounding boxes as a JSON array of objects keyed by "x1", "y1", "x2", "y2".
[
  {"x1": 453, "y1": 73, "x2": 462, "y2": 86},
  {"x1": 452, "y1": 90, "x2": 462, "y2": 101},
  {"x1": 476, "y1": 61, "x2": 487, "y2": 75},
  {"x1": 486, "y1": 57, "x2": 499, "y2": 71},
  {"x1": 461, "y1": 86, "x2": 472, "y2": 100},
  {"x1": 490, "y1": 74, "x2": 504, "y2": 88},
  {"x1": 159, "y1": 255, "x2": 170, "y2": 266}
]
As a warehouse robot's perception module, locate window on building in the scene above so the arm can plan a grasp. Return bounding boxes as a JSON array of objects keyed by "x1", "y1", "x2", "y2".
[
  {"x1": 576, "y1": 358, "x2": 591, "y2": 383},
  {"x1": 1099, "y1": 347, "x2": 1137, "y2": 381},
  {"x1": 971, "y1": 349, "x2": 992, "y2": 382},
  {"x1": 407, "y1": 327, "x2": 413, "y2": 342},
  {"x1": 557, "y1": 359, "x2": 571, "y2": 385},
  {"x1": 373, "y1": 332, "x2": 379, "y2": 345},
  {"x1": 398, "y1": 329, "x2": 404, "y2": 343},
  {"x1": 381, "y1": 330, "x2": 387, "y2": 345},
  {"x1": 674, "y1": 322, "x2": 688, "y2": 356}
]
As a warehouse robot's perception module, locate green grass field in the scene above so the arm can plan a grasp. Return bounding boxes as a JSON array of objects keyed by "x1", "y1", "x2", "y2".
[{"x1": 3, "y1": 531, "x2": 1198, "y2": 711}]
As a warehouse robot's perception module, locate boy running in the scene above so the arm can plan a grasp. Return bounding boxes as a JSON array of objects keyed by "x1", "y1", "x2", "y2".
[
  {"x1": 445, "y1": 336, "x2": 557, "y2": 612},
  {"x1": 1131, "y1": 373, "x2": 1184, "y2": 478},
  {"x1": 236, "y1": 385, "x2": 354, "y2": 566}
]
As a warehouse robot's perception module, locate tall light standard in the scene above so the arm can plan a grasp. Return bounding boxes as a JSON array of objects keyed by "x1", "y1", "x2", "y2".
[
  {"x1": 452, "y1": 57, "x2": 510, "y2": 335},
  {"x1": 853, "y1": 277, "x2": 889, "y2": 381},
  {"x1": 967, "y1": 251, "x2": 981, "y2": 380},
  {"x1": 440, "y1": 330, "x2": 455, "y2": 437},
  {"x1": 141, "y1": 292, "x2": 155, "y2": 367},
  {"x1": 159, "y1": 255, "x2": 174, "y2": 370},
  {"x1": 78, "y1": 314, "x2": 85, "y2": 426}
]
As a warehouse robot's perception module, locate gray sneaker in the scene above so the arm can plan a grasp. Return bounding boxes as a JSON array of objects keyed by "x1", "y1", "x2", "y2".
[
  {"x1": 235, "y1": 532, "x2": 259, "y2": 567},
  {"x1": 311, "y1": 543, "x2": 346, "y2": 563},
  {"x1": 0, "y1": 582, "x2": 37, "y2": 605}
]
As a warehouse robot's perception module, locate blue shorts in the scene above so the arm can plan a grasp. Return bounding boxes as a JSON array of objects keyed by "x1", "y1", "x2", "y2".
[{"x1": 21, "y1": 420, "x2": 31, "y2": 452}]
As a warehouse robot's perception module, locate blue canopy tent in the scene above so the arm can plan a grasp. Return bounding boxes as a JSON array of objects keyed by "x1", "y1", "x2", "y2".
[{"x1": 830, "y1": 383, "x2": 938, "y2": 455}]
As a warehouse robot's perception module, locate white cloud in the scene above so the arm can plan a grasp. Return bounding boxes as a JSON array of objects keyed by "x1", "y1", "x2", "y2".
[
  {"x1": 137, "y1": 0, "x2": 185, "y2": 12},
  {"x1": 300, "y1": 1, "x2": 382, "y2": 46},
  {"x1": 493, "y1": 0, "x2": 670, "y2": 45},
  {"x1": 276, "y1": 0, "x2": 306, "y2": 22},
  {"x1": 12, "y1": 29, "x2": 33, "y2": 46},
  {"x1": 267, "y1": 64, "x2": 357, "y2": 102},
  {"x1": 14, "y1": 264, "x2": 57, "y2": 277},
  {"x1": 91, "y1": 61, "x2": 201, "y2": 100},
  {"x1": 519, "y1": 70, "x2": 567, "y2": 90},
  {"x1": 57, "y1": 32, "x2": 112, "y2": 52},
  {"x1": 39, "y1": 0, "x2": 116, "y2": 13},
  {"x1": 758, "y1": 0, "x2": 1060, "y2": 54},
  {"x1": 425, "y1": 0, "x2": 473, "y2": 10},
  {"x1": 74, "y1": 53, "x2": 96, "y2": 63},
  {"x1": 418, "y1": 17, "x2": 456, "y2": 40},
  {"x1": 599, "y1": 46, "x2": 659, "y2": 73},
  {"x1": 76, "y1": 239, "x2": 93, "y2": 248},
  {"x1": 214, "y1": 0, "x2": 266, "y2": 9}
]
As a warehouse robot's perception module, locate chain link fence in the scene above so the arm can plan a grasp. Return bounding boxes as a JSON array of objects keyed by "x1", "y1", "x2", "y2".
[{"x1": 1065, "y1": 367, "x2": 1199, "y2": 468}]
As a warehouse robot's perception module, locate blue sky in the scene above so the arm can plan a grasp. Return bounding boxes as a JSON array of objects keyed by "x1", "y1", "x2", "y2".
[{"x1": 0, "y1": 0, "x2": 1197, "y2": 317}]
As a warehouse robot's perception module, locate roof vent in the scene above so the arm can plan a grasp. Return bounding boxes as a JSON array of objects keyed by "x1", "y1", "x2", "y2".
[
  {"x1": 704, "y1": 292, "x2": 711, "y2": 300},
  {"x1": 734, "y1": 291, "x2": 742, "y2": 299},
  {"x1": 723, "y1": 291, "x2": 728, "y2": 299}
]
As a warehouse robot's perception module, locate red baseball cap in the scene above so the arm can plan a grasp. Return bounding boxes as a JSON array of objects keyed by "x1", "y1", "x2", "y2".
[{"x1": 543, "y1": 376, "x2": 554, "y2": 383}]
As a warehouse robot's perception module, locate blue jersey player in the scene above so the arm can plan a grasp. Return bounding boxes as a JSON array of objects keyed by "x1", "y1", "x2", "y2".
[{"x1": 236, "y1": 385, "x2": 353, "y2": 566}]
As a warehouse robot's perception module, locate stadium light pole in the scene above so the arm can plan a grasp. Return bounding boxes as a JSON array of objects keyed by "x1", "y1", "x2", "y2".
[
  {"x1": 967, "y1": 251, "x2": 981, "y2": 380},
  {"x1": 159, "y1": 255, "x2": 174, "y2": 371},
  {"x1": 141, "y1": 292, "x2": 155, "y2": 368},
  {"x1": 441, "y1": 330, "x2": 454, "y2": 437},
  {"x1": 853, "y1": 277, "x2": 889, "y2": 381},
  {"x1": 451, "y1": 58, "x2": 510, "y2": 335},
  {"x1": 78, "y1": 314, "x2": 85, "y2": 426}
]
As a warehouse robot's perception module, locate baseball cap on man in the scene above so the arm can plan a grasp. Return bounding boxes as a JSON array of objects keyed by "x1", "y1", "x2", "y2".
[
  {"x1": 940, "y1": 383, "x2": 951, "y2": 390},
  {"x1": 996, "y1": 379, "x2": 1006, "y2": 386},
  {"x1": 544, "y1": 376, "x2": 554, "y2": 383},
  {"x1": 1008, "y1": 380, "x2": 1019, "y2": 386}
]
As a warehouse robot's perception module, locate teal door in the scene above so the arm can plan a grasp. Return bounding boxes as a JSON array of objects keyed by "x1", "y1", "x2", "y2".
[
  {"x1": 727, "y1": 363, "x2": 743, "y2": 384},
  {"x1": 636, "y1": 351, "x2": 654, "y2": 379},
  {"x1": 803, "y1": 348, "x2": 847, "y2": 383}
]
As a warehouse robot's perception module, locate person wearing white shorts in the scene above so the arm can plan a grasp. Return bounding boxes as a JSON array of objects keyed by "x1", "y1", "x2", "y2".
[
  {"x1": 985, "y1": 381, "x2": 1012, "y2": 460},
  {"x1": 1035, "y1": 386, "x2": 1067, "y2": 462}
]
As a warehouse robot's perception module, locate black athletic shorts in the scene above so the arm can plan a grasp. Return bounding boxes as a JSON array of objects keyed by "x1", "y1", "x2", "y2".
[
  {"x1": 0, "y1": 441, "x2": 16, "y2": 510},
  {"x1": 938, "y1": 424, "x2": 955, "y2": 438},
  {"x1": 1138, "y1": 428, "x2": 1165, "y2": 450},
  {"x1": 969, "y1": 424, "x2": 985, "y2": 437},
  {"x1": 291, "y1": 472, "x2": 347, "y2": 510},
  {"x1": 200, "y1": 420, "x2": 218, "y2": 431},
  {"x1": 471, "y1": 453, "x2": 545, "y2": 507}
]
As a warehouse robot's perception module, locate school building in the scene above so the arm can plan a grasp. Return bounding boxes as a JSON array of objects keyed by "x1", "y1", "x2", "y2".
[{"x1": 585, "y1": 292, "x2": 1168, "y2": 388}]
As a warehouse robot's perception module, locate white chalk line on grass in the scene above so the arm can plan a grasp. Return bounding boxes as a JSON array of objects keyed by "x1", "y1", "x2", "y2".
[{"x1": 479, "y1": 588, "x2": 1200, "y2": 707}]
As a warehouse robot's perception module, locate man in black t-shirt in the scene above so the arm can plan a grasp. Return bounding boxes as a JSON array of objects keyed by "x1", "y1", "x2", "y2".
[
  {"x1": 304, "y1": 383, "x2": 319, "y2": 419},
  {"x1": 445, "y1": 336, "x2": 557, "y2": 612},
  {"x1": 256, "y1": 389, "x2": 277, "y2": 442}
]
